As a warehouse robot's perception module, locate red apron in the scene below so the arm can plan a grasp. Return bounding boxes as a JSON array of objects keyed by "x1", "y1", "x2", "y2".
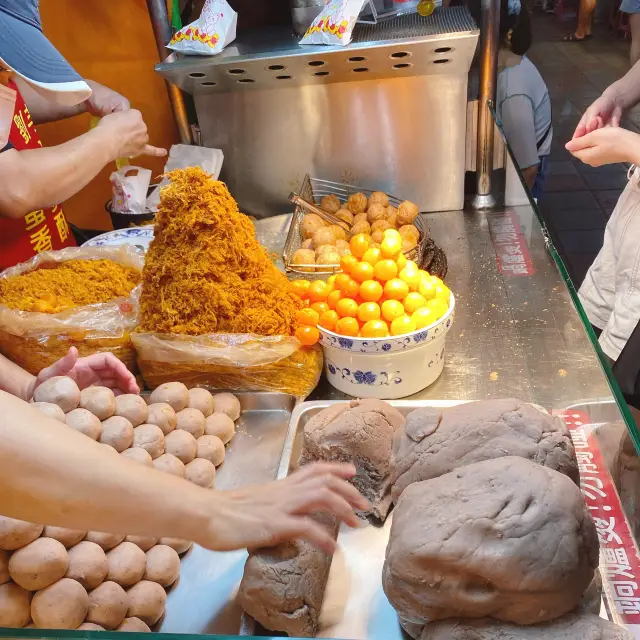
[{"x1": 0, "y1": 78, "x2": 76, "y2": 271}]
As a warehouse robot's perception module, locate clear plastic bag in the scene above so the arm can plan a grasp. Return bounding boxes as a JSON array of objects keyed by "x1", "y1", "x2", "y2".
[
  {"x1": 132, "y1": 332, "x2": 323, "y2": 399},
  {"x1": 0, "y1": 246, "x2": 144, "y2": 375}
]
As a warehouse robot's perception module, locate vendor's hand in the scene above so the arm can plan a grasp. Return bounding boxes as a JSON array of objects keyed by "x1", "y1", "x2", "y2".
[
  {"x1": 205, "y1": 462, "x2": 370, "y2": 554},
  {"x1": 30, "y1": 347, "x2": 139, "y2": 398},
  {"x1": 572, "y1": 90, "x2": 623, "y2": 139},
  {"x1": 565, "y1": 127, "x2": 640, "y2": 167},
  {"x1": 97, "y1": 109, "x2": 167, "y2": 160},
  {"x1": 84, "y1": 81, "x2": 130, "y2": 116}
]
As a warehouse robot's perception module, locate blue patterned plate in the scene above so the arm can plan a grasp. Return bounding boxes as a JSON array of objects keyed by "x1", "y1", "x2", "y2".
[{"x1": 82, "y1": 226, "x2": 154, "y2": 251}]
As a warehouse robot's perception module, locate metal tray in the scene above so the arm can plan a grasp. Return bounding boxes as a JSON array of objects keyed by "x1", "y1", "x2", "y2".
[
  {"x1": 260, "y1": 399, "x2": 613, "y2": 639},
  {"x1": 157, "y1": 391, "x2": 297, "y2": 635}
]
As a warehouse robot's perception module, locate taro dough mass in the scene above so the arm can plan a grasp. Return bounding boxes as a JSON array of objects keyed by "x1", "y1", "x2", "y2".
[
  {"x1": 146, "y1": 403, "x2": 177, "y2": 435},
  {"x1": 43, "y1": 526, "x2": 86, "y2": 548},
  {"x1": 212, "y1": 393, "x2": 241, "y2": 421},
  {"x1": 79, "y1": 386, "x2": 116, "y2": 420},
  {"x1": 153, "y1": 453, "x2": 186, "y2": 477},
  {"x1": 100, "y1": 416, "x2": 134, "y2": 452},
  {"x1": 65, "y1": 408, "x2": 102, "y2": 441},
  {"x1": 126, "y1": 580, "x2": 167, "y2": 625},
  {"x1": 150, "y1": 382, "x2": 189, "y2": 413},
  {"x1": 187, "y1": 388, "x2": 214, "y2": 417},
  {"x1": 0, "y1": 549, "x2": 9, "y2": 584},
  {"x1": 0, "y1": 516, "x2": 43, "y2": 551},
  {"x1": 0, "y1": 582, "x2": 31, "y2": 627},
  {"x1": 176, "y1": 408, "x2": 205, "y2": 438},
  {"x1": 185, "y1": 458, "x2": 216, "y2": 488},
  {"x1": 133, "y1": 424, "x2": 165, "y2": 459},
  {"x1": 382, "y1": 456, "x2": 599, "y2": 626},
  {"x1": 121, "y1": 447, "x2": 153, "y2": 466},
  {"x1": 204, "y1": 413, "x2": 235, "y2": 444},
  {"x1": 114, "y1": 394, "x2": 148, "y2": 428},
  {"x1": 106, "y1": 542, "x2": 146, "y2": 587},
  {"x1": 33, "y1": 376, "x2": 80, "y2": 413},
  {"x1": 31, "y1": 402, "x2": 66, "y2": 423},
  {"x1": 65, "y1": 541, "x2": 108, "y2": 590},
  {"x1": 86, "y1": 580, "x2": 129, "y2": 629},
  {"x1": 423, "y1": 612, "x2": 633, "y2": 640},
  {"x1": 238, "y1": 514, "x2": 338, "y2": 638},
  {"x1": 301, "y1": 399, "x2": 405, "y2": 521},
  {"x1": 8, "y1": 537, "x2": 69, "y2": 590},
  {"x1": 391, "y1": 398, "x2": 579, "y2": 503},
  {"x1": 31, "y1": 578, "x2": 89, "y2": 629},
  {"x1": 164, "y1": 429, "x2": 197, "y2": 464}
]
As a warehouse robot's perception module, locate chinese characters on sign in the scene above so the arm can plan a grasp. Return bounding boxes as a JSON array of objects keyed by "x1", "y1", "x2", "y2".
[
  {"x1": 560, "y1": 410, "x2": 640, "y2": 622},
  {"x1": 487, "y1": 211, "x2": 535, "y2": 277}
]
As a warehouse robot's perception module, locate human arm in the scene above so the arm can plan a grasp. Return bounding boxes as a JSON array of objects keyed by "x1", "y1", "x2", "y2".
[
  {"x1": 16, "y1": 78, "x2": 130, "y2": 124},
  {"x1": 521, "y1": 165, "x2": 538, "y2": 190},
  {"x1": 0, "y1": 390, "x2": 368, "y2": 553},
  {"x1": 573, "y1": 60, "x2": 640, "y2": 138},
  {"x1": 0, "y1": 109, "x2": 166, "y2": 219},
  {"x1": 565, "y1": 126, "x2": 640, "y2": 166}
]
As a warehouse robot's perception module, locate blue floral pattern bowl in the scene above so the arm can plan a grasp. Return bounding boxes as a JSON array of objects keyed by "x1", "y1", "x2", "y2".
[{"x1": 318, "y1": 293, "x2": 455, "y2": 399}]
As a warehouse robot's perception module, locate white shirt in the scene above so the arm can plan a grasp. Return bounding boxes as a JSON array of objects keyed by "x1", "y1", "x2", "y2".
[{"x1": 496, "y1": 56, "x2": 552, "y2": 170}]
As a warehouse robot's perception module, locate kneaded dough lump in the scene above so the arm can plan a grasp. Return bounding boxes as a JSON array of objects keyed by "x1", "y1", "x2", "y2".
[
  {"x1": 383, "y1": 457, "x2": 599, "y2": 627},
  {"x1": 85, "y1": 531, "x2": 124, "y2": 551},
  {"x1": 121, "y1": 447, "x2": 153, "y2": 466},
  {"x1": 126, "y1": 580, "x2": 167, "y2": 625},
  {"x1": 79, "y1": 386, "x2": 116, "y2": 421},
  {"x1": 144, "y1": 545, "x2": 180, "y2": 586},
  {"x1": 125, "y1": 535, "x2": 158, "y2": 552},
  {"x1": 302, "y1": 399, "x2": 405, "y2": 521},
  {"x1": 0, "y1": 582, "x2": 31, "y2": 627},
  {"x1": 133, "y1": 424, "x2": 165, "y2": 459},
  {"x1": 212, "y1": 393, "x2": 241, "y2": 421},
  {"x1": 43, "y1": 526, "x2": 86, "y2": 549},
  {"x1": 0, "y1": 516, "x2": 43, "y2": 551},
  {"x1": 87, "y1": 580, "x2": 129, "y2": 629},
  {"x1": 0, "y1": 259, "x2": 140, "y2": 314},
  {"x1": 196, "y1": 435, "x2": 225, "y2": 466},
  {"x1": 117, "y1": 616, "x2": 151, "y2": 632},
  {"x1": 185, "y1": 458, "x2": 216, "y2": 488},
  {"x1": 176, "y1": 408, "x2": 205, "y2": 438},
  {"x1": 65, "y1": 408, "x2": 102, "y2": 441},
  {"x1": 0, "y1": 549, "x2": 9, "y2": 585},
  {"x1": 149, "y1": 382, "x2": 189, "y2": 413},
  {"x1": 31, "y1": 402, "x2": 66, "y2": 423},
  {"x1": 65, "y1": 541, "x2": 108, "y2": 590},
  {"x1": 9, "y1": 537, "x2": 69, "y2": 590},
  {"x1": 391, "y1": 398, "x2": 579, "y2": 502},
  {"x1": 115, "y1": 394, "x2": 148, "y2": 427},
  {"x1": 106, "y1": 542, "x2": 146, "y2": 587},
  {"x1": 100, "y1": 416, "x2": 134, "y2": 452},
  {"x1": 164, "y1": 429, "x2": 197, "y2": 464},
  {"x1": 31, "y1": 577, "x2": 89, "y2": 629},
  {"x1": 204, "y1": 413, "x2": 235, "y2": 444},
  {"x1": 153, "y1": 453, "x2": 185, "y2": 477},
  {"x1": 138, "y1": 167, "x2": 302, "y2": 336},
  {"x1": 187, "y1": 388, "x2": 214, "y2": 417},
  {"x1": 33, "y1": 376, "x2": 80, "y2": 413},
  {"x1": 146, "y1": 402, "x2": 177, "y2": 435}
]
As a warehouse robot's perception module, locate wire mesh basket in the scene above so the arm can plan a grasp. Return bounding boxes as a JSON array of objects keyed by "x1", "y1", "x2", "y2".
[{"x1": 283, "y1": 175, "x2": 427, "y2": 276}]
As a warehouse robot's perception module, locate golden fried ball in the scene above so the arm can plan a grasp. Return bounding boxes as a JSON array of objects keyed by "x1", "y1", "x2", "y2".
[
  {"x1": 371, "y1": 219, "x2": 392, "y2": 233},
  {"x1": 387, "y1": 206, "x2": 398, "y2": 228},
  {"x1": 300, "y1": 238, "x2": 314, "y2": 250},
  {"x1": 351, "y1": 220, "x2": 371, "y2": 236},
  {"x1": 300, "y1": 214, "x2": 326, "y2": 240},
  {"x1": 398, "y1": 224, "x2": 420, "y2": 245},
  {"x1": 367, "y1": 203, "x2": 387, "y2": 223},
  {"x1": 352, "y1": 212, "x2": 368, "y2": 226},
  {"x1": 334, "y1": 209, "x2": 354, "y2": 226},
  {"x1": 291, "y1": 248, "x2": 315, "y2": 273},
  {"x1": 402, "y1": 238, "x2": 418, "y2": 253},
  {"x1": 335, "y1": 239, "x2": 351, "y2": 256},
  {"x1": 329, "y1": 224, "x2": 347, "y2": 242},
  {"x1": 347, "y1": 192, "x2": 368, "y2": 214},
  {"x1": 311, "y1": 227, "x2": 337, "y2": 250},
  {"x1": 397, "y1": 200, "x2": 419, "y2": 225},
  {"x1": 369, "y1": 191, "x2": 389, "y2": 207},
  {"x1": 320, "y1": 194, "x2": 341, "y2": 214},
  {"x1": 316, "y1": 250, "x2": 341, "y2": 267}
]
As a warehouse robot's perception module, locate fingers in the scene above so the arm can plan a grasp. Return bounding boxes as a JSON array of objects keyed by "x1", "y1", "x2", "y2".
[
  {"x1": 295, "y1": 461, "x2": 357, "y2": 480},
  {"x1": 275, "y1": 517, "x2": 337, "y2": 555},
  {"x1": 36, "y1": 347, "x2": 78, "y2": 385},
  {"x1": 76, "y1": 353, "x2": 139, "y2": 393},
  {"x1": 565, "y1": 133, "x2": 594, "y2": 153},
  {"x1": 290, "y1": 488, "x2": 361, "y2": 528},
  {"x1": 611, "y1": 108, "x2": 622, "y2": 127},
  {"x1": 572, "y1": 115, "x2": 589, "y2": 140},
  {"x1": 142, "y1": 145, "x2": 168, "y2": 157}
]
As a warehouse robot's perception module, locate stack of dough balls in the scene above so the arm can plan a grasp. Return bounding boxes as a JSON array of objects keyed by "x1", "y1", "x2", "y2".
[
  {"x1": 20, "y1": 378, "x2": 243, "y2": 631},
  {"x1": 291, "y1": 191, "x2": 421, "y2": 272}
]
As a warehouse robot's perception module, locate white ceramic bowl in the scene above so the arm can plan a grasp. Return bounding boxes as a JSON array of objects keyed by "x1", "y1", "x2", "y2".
[{"x1": 318, "y1": 293, "x2": 455, "y2": 399}]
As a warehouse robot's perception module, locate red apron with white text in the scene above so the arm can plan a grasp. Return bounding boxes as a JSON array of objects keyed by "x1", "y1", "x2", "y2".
[{"x1": 0, "y1": 78, "x2": 76, "y2": 271}]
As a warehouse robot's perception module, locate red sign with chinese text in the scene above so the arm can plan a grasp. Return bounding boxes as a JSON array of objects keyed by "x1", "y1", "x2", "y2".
[
  {"x1": 0, "y1": 78, "x2": 75, "y2": 271},
  {"x1": 487, "y1": 210, "x2": 535, "y2": 277},
  {"x1": 559, "y1": 409, "x2": 640, "y2": 637}
]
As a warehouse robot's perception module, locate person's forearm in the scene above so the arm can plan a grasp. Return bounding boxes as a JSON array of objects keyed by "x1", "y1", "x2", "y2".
[
  {"x1": 15, "y1": 77, "x2": 85, "y2": 124},
  {"x1": 0, "y1": 354, "x2": 35, "y2": 401},
  {"x1": 0, "y1": 128, "x2": 115, "y2": 219},
  {"x1": 0, "y1": 391, "x2": 215, "y2": 544},
  {"x1": 522, "y1": 165, "x2": 538, "y2": 190},
  {"x1": 607, "y1": 61, "x2": 640, "y2": 111}
]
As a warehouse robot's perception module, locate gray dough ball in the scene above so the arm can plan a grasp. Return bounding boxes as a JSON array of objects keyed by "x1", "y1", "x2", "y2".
[
  {"x1": 9, "y1": 537, "x2": 69, "y2": 590},
  {"x1": 204, "y1": 413, "x2": 235, "y2": 444},
  {"x1": 121, "y1": 447, "x2": 153, "y2": 466},
  {"x1": 132, "y1": 424, "x2": 165, "y2": 460},
  {"x1": 77, "y1": 622, "x2": 105, "y2": 631},
  {"x1": 117, "y1": 616, "x2": 151, "y2": 632},
  {"x1": 149, "y1": 382, "x2": 189, "y2": 413},
  {"x1": 196, "y1": 435, "x2": 225, "y2": 467},
  {"x1": 164, "y1": 430, "x2": 197, "y2": 464},
  {"x1": 114, "y1": 394, "x2": 148, "y2": 428},
  {"x1": 146, "y1": 403, "x2": 177, "y2": 436},
  {"x1": 212, "y1": 393, "x2": 241, "y2": 421},
  {"x1": 125, "y1": 535, "x2": 158, "y2": 552},
  {"x1": 65, "y1": 408, "x2": 102, "y2": 441},
  {"x1": 126, "y1": 580, "x2": 167, "y2": 625},
  {"x1": 31, "y1": 578, "x2": 89, "y2": 629},
  {"x1": 33, "y1": 376, "x2": 80, "y2": 413},
  {"x1": 158, "y1": 537, "x2": 193, "y2": 555},
  {"x1": 85, "y1": 532, "x2": 125, "y2": 552},
  {"x1": 79, "y1": 386, "x2": 116, "y2": 421},
  {"x1": 0, "y1": 516, "x2": 43, "y2": 551},
  {"x1": 175, "y1": 408, "x2": 205, "y2": 438},
  {"x1": 144, "y1": 545, "x2": 181, "y2": 586},
  {"x1": 65, "y1": 541, "x2": 108, "y2": 590},
  {"x1": 106, "y1": 542, "x2": 146, "y2": 587},
  {"x1": 0, "y1": 582, "x2": 31, "y2": 628},
  {"x1": 185, "y1": 458, "x2": 216, "y2": 488},
  {"x1": 43, "y1": 526, "x2": 86, "y2": 549},
  {"x1": 100, "y1": 416, "x2": 134, "y2": 452},
  {"x1": 187, "y1": 388, "x2": 214, "y2": 417},
  {"x1": 0, "y1": 549, "x2": 9, "y2": 585},
  {"x1": 152, "y1": 453, "x2": 185, "y2": 478},
  {"x1": 87, "y1": 580, "x2": 129, "y2": 629},
  {"x1": 31, "y1": 402, "x2": 66, "y2": 423}
]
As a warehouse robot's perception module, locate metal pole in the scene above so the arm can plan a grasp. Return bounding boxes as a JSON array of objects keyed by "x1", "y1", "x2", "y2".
[
  {"x1": 146, "y1": 0, "x2": 193, "y2": 145},
  {"x1": 472, "y1": 0, "x2": 500, "y2": 209}
]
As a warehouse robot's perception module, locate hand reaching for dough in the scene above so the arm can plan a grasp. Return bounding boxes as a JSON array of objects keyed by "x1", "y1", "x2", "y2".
[
  {"x1": 206, "y1": 462, "x2": 369, "y2": 554},
  {"x1": 31, "y1": 347, "x2": 139, "y2": 397}
]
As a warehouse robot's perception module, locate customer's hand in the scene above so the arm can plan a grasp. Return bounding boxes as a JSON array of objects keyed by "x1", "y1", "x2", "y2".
[
  {"x1": 30, "y1": 347, "x2": 139, "y2": 397},
  {"x1": 84, "y1": 81, "x2": 130, "y2": 116},
  {"x1": 204, "y1": 462, "x2": 370, "y2": 554},
  {"x1": 573, "y1": 90, "x2": 624, "y2": 139},
  {"x1": 97, "y1": 109, "x2": 167, "y2": 159},
  {"x1": 566, "y1": 127, "x2": 640, "y2": 166}
]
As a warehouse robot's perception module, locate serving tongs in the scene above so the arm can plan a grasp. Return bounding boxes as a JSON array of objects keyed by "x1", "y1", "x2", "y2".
[{"x1": 288, "y1": 192, "x2": 353, "y2": 239}]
